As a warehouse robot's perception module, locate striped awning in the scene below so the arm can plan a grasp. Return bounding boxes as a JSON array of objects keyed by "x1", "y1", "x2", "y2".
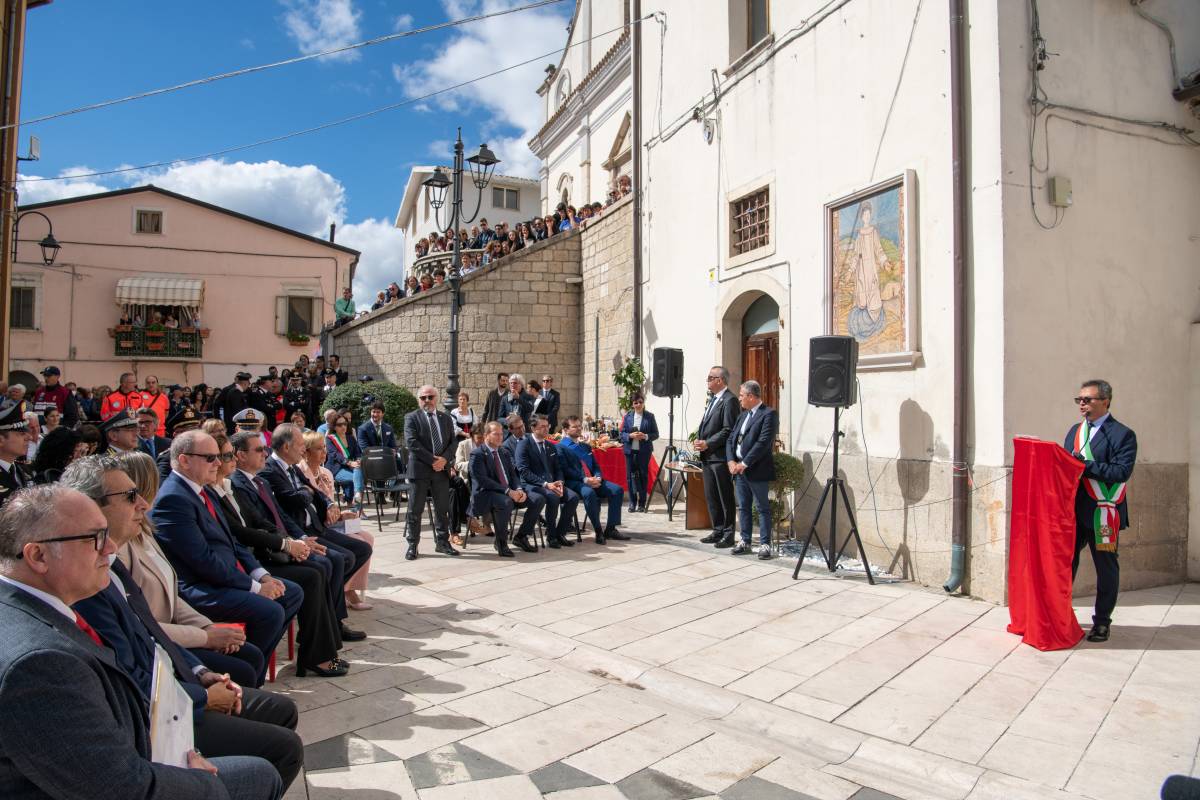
[{"x1": 115, "y1": 276, "x2": 205, "y2": 307}]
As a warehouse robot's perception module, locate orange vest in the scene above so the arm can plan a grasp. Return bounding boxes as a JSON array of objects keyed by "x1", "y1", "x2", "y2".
[{"x1": 100, "y1": 390, "x2": 144, "y2": 420}]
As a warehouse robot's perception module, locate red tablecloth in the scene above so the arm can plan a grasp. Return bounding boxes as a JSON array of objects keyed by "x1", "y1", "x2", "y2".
[
  {"x1": 591, "y1": 447, "x2": 659, "y2": 492},
  {"x1": 1007, "y1": 437, "x2": 1085, "y2": 651}
]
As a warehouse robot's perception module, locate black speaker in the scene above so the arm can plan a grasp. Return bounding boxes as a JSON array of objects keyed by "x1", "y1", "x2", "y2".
[
  {"x1": 808, "y1": 336, "x2": 858, "y2": 407},
  {"x1": 651, "y1": 347, "x2": 683, "y2": 397}
]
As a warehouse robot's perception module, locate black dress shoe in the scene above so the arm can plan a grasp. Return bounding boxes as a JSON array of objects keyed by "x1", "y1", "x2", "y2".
[
  {"x1": 1087, "y1": 624, "x2": 1110, "y2": 642},
  {"x1": 713, "y1": 534, "x2": 735, "y2": 548},
  {"x1": 699, "y1": 532, "x2": 722, "y2": 544},
  {"x1": 405, "y1": 545, "x2": 418, "y2": 561},
  {"x1": 546, "y1": 538, "x2": 561, "y2": 549},
  {"x1": 637, "y1": 504, "x2": 648, "y2": 513},
  {"x1": 295, "y1": 661, "x2": 349, "y2": 678},
  {"x1": 594, "y1": 533, "x2": 607, "y2": 545},
  {"x1": 731, "y1": 541, "x2": 751, "y2": 555},
  {"x1": 497, "y1": 547, "x2": 515, "y2": 557},
  {"x1": 605, "y1": 527, "x2": 630, "y2": 541},
  {"x1": 512, "y1": 536, "x2": 537, "y2": 553},
  {"x1": 434, "y1": 539, "x2": 461, "y2": 556},
  {"x1": 339, "y1": 624, "x2": 367, "y2": 641},
  {"x1": 558, "y1": 535, "x2": 575, "y2": 547}
]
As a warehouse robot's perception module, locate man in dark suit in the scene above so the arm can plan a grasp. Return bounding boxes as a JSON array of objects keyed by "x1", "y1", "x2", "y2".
[
  {"x1": 0, "y1": 483, "x2": 283, "y2": 800},
  {"x1": 516, "y1": 414, "x2": 578, "y2": 549},
  {"x1": 328, "y1": 355, "x2": 349, "y2": 386},
  {"x1": 256, "y1": 424, "x2": 368, "y2": 642},
  {"x1": 357, "y1": 402, "x2": 397, "y2": 449},
  {"x1": 63, "y1": 458, "x2": 303, "y2": 790},
  {"x1": 404, "y1": 385, "x2": 458, "y2": 560},
  {"x1": 0, "y1": 401, "x2": 31, "y2": 508},
  {"x1": 1065, "y1": 379, "x2": 1137, "y2": 643},
  {"x1": 469, "y1": 421, "x2": 545, "y2": 557},
  {"x1": 149, "y1": 430, "x2": 303, "y2": 682},
  {"x1": 559, "y1": 415, "x2": 627, "y2": 544},
  {"x1": 481, "y1": 372, "x2": 509, "y2": 424},
  {"x1": 540, "y1": 374, "x2": 561, "y2": 432},
  {"x1": 498, "y1": 374, "x2": 534, "y2": 428},
  {"x1": 502, "y1": 413, "x2": 529, "y2": 455},
  {"x1": 222, "y1": 372, "x2": 252, "y2": 434},
  {"x1": 726, "y1": 380, "x2": 779, "y2": 560},
  {"x1": 136, "y1": 407, "x2": 172, "y2": 460},
  {"x1": 695, "y1": 365, "x2": 739, "y2": 547},
  {"x1": 247, "y1": 377, "x2": 279, "y2": 434}
]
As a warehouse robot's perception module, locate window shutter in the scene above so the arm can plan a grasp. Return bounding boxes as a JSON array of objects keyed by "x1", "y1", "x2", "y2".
[
  {"x1": 310, "y1": 297, "x2": 322, "y2": 335},
  {"x1": 275, "y1": 296, "x2": 288, "y2": 335}
]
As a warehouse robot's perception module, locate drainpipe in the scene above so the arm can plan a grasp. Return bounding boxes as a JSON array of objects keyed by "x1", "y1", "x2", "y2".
[
  {"x1": 631, "y1": 0, "x2": 643, "y2": 360},
  {"x1": 944, "y1": 0, "x2": 970, "y2": 593}
]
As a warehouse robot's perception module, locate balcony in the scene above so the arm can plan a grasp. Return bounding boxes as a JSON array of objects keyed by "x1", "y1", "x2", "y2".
[
  {"x1": 411, "y1": 248, "x2": 484, "y2": 278},
  {"x1": 110, "y1": 326, "x2": 207, "y2": 359}
]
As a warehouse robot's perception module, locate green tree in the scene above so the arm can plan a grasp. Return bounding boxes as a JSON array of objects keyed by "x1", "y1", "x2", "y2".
[{"x1": 319, "y1": 381, "x2": 417, "y2": 431}]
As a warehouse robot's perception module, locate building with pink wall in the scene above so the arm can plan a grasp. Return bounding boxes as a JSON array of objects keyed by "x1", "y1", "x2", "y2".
[{"x1": 9, "y1": 185, "x2": 358, "y2": 389}]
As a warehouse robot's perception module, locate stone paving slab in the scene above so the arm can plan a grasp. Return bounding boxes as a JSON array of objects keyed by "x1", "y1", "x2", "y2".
[{"x1": 275, "y1": 510, "x2": 1199, "y2": 800}]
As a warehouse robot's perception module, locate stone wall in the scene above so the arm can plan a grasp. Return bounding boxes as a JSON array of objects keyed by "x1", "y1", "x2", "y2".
[
  {"x1": 332, "y1": 233, "x2": 584, "y2": 417},
  {"x1": 579, "y1": 195, "x2": 635, "y2": 421}
]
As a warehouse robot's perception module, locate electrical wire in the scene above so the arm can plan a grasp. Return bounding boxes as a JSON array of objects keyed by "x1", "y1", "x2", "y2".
[
  {"x1": 8, "y1": 0, "x2": 569, "y2": 131},
  {"x1": 17, "y1": 16, "x2": 648, "y2": 185}
]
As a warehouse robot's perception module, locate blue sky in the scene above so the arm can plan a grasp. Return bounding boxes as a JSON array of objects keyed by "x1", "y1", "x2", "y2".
[{"x1": 17, "y1": 0, "x2": 572, "y2": 294}]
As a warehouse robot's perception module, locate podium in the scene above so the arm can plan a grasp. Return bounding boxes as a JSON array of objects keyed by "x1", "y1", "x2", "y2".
[{"x1": 1007, "y1": 437, "x2": 1085, "y2": 651}]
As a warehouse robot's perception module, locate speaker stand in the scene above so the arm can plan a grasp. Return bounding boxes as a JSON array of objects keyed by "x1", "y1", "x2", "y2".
[{"x1": 792, "y1": 406, "x2": 875, "y2": 584}]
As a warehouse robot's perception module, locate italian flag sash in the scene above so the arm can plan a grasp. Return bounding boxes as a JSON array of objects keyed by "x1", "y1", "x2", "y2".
[
  {"x1": 328, "y1": 434, "x2": 349, "y2": 459},
  {"x1": 1075, "y1": 421, "x2": 1125, "y2": 552}
]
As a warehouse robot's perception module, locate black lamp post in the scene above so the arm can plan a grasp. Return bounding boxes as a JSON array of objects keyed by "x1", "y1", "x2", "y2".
[
  {"x1": 422, "y1": 128, "x2": 500, "y2": 413},
  {"x1": 11, "y1": 210, "x2": 61, "y2": 266}
]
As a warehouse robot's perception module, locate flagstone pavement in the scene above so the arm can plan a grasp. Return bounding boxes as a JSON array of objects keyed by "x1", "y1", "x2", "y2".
[{"x1": 274, "y1": 506, "x2": 1200, "y2": 800}]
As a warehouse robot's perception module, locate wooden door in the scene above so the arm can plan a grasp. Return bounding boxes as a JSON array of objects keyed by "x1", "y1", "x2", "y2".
[{"x1": 743, "y1": 332, "x2": 779, "y2": 409}]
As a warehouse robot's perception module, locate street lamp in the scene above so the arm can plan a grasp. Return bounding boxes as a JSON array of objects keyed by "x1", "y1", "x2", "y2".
[
  {"x1": 11, "y1": 210, "x2": 61, "y2": 266},
  {"x1": 422, "y1": 128, "x2": 501, "y2": 413}
]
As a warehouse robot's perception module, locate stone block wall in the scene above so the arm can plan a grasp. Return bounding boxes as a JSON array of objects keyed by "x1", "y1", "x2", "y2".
[
  {"x1": 580, "y1": 195, "x2": 635, "y2": 421},
  {"x1": 332, "y1": 233, "x2": 584, "y2": 418}
]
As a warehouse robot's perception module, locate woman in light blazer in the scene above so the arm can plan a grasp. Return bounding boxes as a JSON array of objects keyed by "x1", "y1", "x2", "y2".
[{"x1": 113, "y1": 451, "x2": 264, "y2": 688}]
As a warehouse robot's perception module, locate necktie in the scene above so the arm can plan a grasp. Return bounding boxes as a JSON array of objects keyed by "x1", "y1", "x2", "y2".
[
  {"x1": 254, "y1": 476, "x2": 288, "y2": 534},
  {"x1": 375, "y1": 424, "x2": 382, "y2": 443},
  {"x1": 200, "y1": 489, "x2": 218, "y2": 521},
  {"x1": 540, "y1": 441, "x2": 551, "y2": 476},
  {"x1": 74, "y1": 611, "x2": 104, "y2": 647},
  {"x1": 428, "y1": 412, "x2": 442, "y2": 452},
  {"x1": 111, "y1": 561, "x2": 198, "y2": 684},
  {"x1": 492, "y1": 450, "x2": 508, "y2": 488}
]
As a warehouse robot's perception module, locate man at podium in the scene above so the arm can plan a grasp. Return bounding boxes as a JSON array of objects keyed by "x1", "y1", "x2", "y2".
[{"x1": 1065, "y1": 379, "x2": 1137, "y2": 643}]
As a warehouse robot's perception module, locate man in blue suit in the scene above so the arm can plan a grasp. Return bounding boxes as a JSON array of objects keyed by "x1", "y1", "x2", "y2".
[
  {"x1": 135, "y1": 407, "x2": 171, "y2": 460},
  {"x1": 726, "y1": 381, "x2": 779, "y2": 560},
  {"x1": 516, "y1": 414, "x2": 579, "y2": 549},
  {"x1": 1065, "y1": 379, "x2": 1137, "y2": 643},
  {"x1": 356, "y1": 402, "x2": 397, "y2": 449},
  {"x1": 149, "y1": 430, "x2": 302, "y2": 678},
  {"x1": 469, "y1": 421, "x2": 544, "y2": 557},
  {"x1": 559, "y1": 415, "x2": 627, "y2": 544},
  {"x1": 620, "y1": 393, "x2": 659, "y2": 513}
]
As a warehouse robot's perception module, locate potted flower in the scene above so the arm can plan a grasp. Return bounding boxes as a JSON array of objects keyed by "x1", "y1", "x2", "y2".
[
  {"x1": 287, "y1": 332, "x2": 310, "y2": 346},
  {"x1": 611, "y1": 355, "x2": 646, "y2": 413},
  {"x1": 145, "y1": 323, "x2": 166, "y2": 338}
]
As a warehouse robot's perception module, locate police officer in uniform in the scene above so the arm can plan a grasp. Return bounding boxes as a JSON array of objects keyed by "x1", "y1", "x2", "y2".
[
  {"x1": 98, "y1": 409, "x2": 140, "y2": 456},
  {"x1": 283, "y1": 374, "x2": 313, "y2": 427},
  {"x1": 247, "y1": 375, "x2": 278, "y2": 433},
  {"x1": 221, "y1": 371, "x2": 252, "y2": 434},
  {"x1": 0, "y1": 402, "x2": 31, "y2": 507}
]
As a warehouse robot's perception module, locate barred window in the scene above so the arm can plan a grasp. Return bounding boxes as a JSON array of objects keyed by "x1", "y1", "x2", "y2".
[
  {"x1": 10, "y1": 286, "x2": 34, "y2": 329},
  {"x1": 730, "y1": 187, "x2": 770, "y2": 256},
  {"x1": 135, "y1": 209, "x2": 163, "y2": 234}
]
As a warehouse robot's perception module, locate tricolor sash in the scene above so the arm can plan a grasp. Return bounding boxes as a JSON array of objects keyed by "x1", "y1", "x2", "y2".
[
  {"x1": 1075, "y1": 421, "x2": 1125, "y2": 552},
  {"x1": 327, "y1": 434, "x2": 349, "y2": 459}
]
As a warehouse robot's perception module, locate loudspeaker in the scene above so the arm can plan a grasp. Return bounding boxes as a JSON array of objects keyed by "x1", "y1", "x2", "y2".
[
  {"x1": 808, "y1": 336, "x2": 858, "y2": 407},
  {"x1": 652, "y1": 347, "x2": 683, "y2": 397}
]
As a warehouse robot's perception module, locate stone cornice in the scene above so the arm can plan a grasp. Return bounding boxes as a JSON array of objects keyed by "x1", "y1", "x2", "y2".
[{"x1": 529, "y1": 30, "x2": 630, "y2": 156}]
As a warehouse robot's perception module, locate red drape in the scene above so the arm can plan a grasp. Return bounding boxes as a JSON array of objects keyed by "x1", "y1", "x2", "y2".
[
  {"x1": 1007, "y1": 437, "x2": 1085, "y2": 651},
  {"x1": 590, "y1": 447, "x2": 659, "y2": 492}
]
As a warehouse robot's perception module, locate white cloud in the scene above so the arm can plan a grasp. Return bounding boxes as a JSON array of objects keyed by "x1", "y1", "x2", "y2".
[
  {"x1": 280, "y1": 0, "x2": 363, "y2": 62},
  {"x1": 334, "y1": 217, "x2": 407, "y2": 295},
  {"x1": 17, "y1": 168, "x2": 113, "y2": 204},
  {"x1": 392, "y1": 0, "x2": 570, "y2": 180},
  {"x1": 393, "y1": 13, "x2": 413, "y2": 32}
]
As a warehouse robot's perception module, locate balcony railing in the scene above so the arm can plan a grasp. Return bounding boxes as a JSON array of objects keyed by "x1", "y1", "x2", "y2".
[
  {"x1": 410, "y1": 248, "x2": 484, "y2": 278},
  {"x1": 110, "y1": 326, "x2": 206, "y2": 358}
]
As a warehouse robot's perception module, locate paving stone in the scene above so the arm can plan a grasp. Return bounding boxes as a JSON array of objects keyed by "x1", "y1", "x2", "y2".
[
  {"x1": 650, "y1": 732, "x2": 776, "y2": 793},
  {"x1": 302, "y1": 733, "x2": 400, "y2": 772},
  {"x1": 723, "y1": 775, "x2": 823, "y2": 799},
  {"x1": 615, "y1": 768, "x2": 711, "y2": 800},
  {"x1": 403, "y1": 742, "x2": 519, "y2": 789},
  {"x1": 415, "y1": 773, "x2": 544, "y2": 799},
  {"x1": 850, "y1": 789, "x2": 905, "y2": 800},
  {"x1": 529, "y1": 761, "x2": 607, "y2": 793}
]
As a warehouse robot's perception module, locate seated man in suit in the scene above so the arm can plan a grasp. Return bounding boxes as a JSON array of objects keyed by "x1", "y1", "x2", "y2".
[
  {"x1": 726, "y1": 380, "x2": 779, "y2": 560},
  {"x1": 516, "y1": 414, "x2": 578, "y2": 549},
  {"x1": 0, "y1": 483, "x2": 283, "y2": 800},
  {"x1": 356, "y1": 402, "x2": 397, "y2": 450},
  {"x1": 498, "y1": 374, "x2": 533, "y2": 428},
  {"x1": 135, "y1": 407, "x2": 171, "y2": 461},
  {"x1": 149, "y1": 430, "x2": 303, "y2": 683},
  {"x1": 469, "y1": 422, "x2": 544, "y2": 557},
  {"x1": 558, "y1": 415, "x2": 628, "y2": 544},
  {"x1": 64, "y1": 458, "x2": 303, "y2": 791},
  {"x1": 257, "y1": 424, "x2": 368, "y2": 642},
  {"x1": 502, "y1": 413, "x2": 529, "y2": 457}
]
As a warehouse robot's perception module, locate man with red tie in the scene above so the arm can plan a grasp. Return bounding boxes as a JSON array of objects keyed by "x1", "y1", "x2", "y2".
[
  {"x1": 149, "y1": 430, "x2": 302, "y2": 680},
  {"x1": 468, "y1": 421, "x2": 544, "y2": 557}
]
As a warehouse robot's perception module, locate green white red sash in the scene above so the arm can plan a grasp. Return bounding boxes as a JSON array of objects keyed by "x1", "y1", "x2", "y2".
[
  {"x1": 327, "y1": 434, "x2": 348, "y2": 459},
  {"x1": 1075, "y1": 421, "x2": 1125, "y2": 552}
]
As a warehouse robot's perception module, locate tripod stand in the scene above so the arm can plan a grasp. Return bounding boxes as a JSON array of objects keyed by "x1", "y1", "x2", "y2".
[{"x1": 792, "y1": 406, "x2": 875, "y2": 584}]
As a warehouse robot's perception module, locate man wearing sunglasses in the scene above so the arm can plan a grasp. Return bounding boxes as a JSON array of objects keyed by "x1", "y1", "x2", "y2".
[
  {"x1": 1065, "y1": 379, "x2": 1137, "y2": 643},
  {"x1": 0, "y1": 484, "x2": 284, "y2": 799},
  {"x1": 403, "y1": 385, "x2": 459, "y2": 560}
]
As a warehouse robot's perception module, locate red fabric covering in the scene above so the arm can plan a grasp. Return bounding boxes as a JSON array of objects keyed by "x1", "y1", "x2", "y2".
[
  {"x1": 590, "y1": 447, "x2": 659, "y2": 492},
  {"x1": 1007, "y1": 437, "x2": 1085, "y2": 651}
]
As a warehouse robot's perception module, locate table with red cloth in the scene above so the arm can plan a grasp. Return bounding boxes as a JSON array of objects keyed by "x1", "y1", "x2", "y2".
[
  {"x1": 590, "y1": 446, "x2": 660, "y2": 493},
  {"x1": 1007, "y1": 437, "x2": 1086, "y2": 651}
]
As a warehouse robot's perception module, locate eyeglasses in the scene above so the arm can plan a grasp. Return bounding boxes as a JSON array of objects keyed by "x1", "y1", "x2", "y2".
[
  {"x1": 1073, "y1": 396, "x2": 1103, "y2": 405},
  {"x1": 21, "y1": 527, "x2": 109, "y2": 556},
  {"x1": 101, "y1": 488, "x2": 139, "y2": 504},
  {"x1": 249, "y1": 446, "x2": 268, "y2": 454},
  {"x1": 419, "y1": 395, "x2": 435, "y2": 400},
  {"x1": 183, "y1": 452, "x2": 221, "y2": 463},
  {"x1": 335, "y1": 422, "x2": 347, "y2": 427},
  {"x1": 218, "y1": 452, "x2": 235, "y2": 462},
  {"x1": 706, "y1": 375, "x2": 722, "y2": 382}
]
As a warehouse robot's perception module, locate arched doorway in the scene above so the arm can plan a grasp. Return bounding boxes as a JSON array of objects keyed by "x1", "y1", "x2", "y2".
[{"x1": 742, "y1": 295, "x2": 779, "y2": 408}]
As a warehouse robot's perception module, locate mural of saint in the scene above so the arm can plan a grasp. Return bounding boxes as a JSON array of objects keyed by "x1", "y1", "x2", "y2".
[{"x1": 845, "y1": 201, "x2": 888, "y2": 341}]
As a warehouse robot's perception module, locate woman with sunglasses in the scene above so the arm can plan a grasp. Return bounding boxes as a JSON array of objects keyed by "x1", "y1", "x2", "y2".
[{"x1": 324, "y1": 415, "x2": 363, "y2": 507}]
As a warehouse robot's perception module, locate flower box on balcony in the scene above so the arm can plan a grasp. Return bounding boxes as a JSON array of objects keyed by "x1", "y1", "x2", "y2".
[
  {"x1": 180, "y1": 327, "x2": 196, "y2": 334},
  {"x1": 113, "y1": 325, "x2": 133, "y2": 333},
  {"x1": 145, "y1": 331, "x2": 165, "y2": 339},
  {"x1": 118, "y1": 340, "x2": 134, "y2": 349},
  {"x1": 146, "y1": 343, "x2": 165, "y2": 352},
  {"x1": 199, "y1": 329, "x2": 211, "y2": 339},
  {"x1": 176, "y1": 341, "x2": 192, "y2": 351}
]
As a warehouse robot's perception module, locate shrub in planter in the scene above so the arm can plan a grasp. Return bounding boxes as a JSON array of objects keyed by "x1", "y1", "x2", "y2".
[
  {"x1": 319, "y1": 381, "x2": 417, "y2": 431},
  {"x1": 767, "y1": 451, "x2": 806, "y2": 531}
]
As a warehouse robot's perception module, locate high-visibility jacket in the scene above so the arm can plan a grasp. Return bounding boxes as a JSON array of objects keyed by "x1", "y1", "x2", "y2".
[
  {"x1": 100, "y1": 390, "x2": 143, "y2": 420},
  {"x1": 140, "y1": 391, "x2": 169, "y2": 436}
]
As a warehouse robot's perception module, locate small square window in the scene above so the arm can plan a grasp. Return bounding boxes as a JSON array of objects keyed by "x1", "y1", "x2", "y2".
[
  {"x1": 135, "y1": 209, "x2": 163, "y2": 234},
  {"x1": 10, "y1": 286, "x2": 34, "y2": 329},
  {"x1": 492, "y1": 187, "x2": 519, "y2": 211},
  {"x1": 730, "y1": 187, "x2": 770, "y2": 256}
]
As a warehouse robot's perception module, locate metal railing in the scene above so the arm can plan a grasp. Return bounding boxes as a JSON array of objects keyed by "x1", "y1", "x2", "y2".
[{"x1": 111, "y1": 326, "x2": 204, "y2": 358}]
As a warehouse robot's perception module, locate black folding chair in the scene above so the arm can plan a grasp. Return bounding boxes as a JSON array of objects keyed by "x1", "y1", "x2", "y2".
[{"x1": 361, "y1": 446, "x2": 405, "y2": 532}]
